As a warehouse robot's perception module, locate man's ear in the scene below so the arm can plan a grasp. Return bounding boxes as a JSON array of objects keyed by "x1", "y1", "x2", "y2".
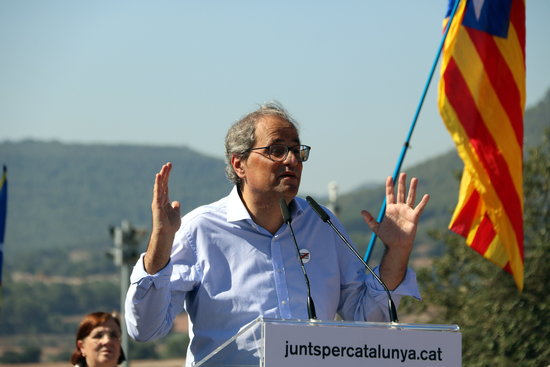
[{"x1": 231, "y1": 154, "x2": 246, "y2": 179}]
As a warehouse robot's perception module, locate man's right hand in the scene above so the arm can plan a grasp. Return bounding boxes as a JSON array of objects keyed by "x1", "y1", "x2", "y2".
[{"x1": 144, "y1": 162, "x2": 182, "y2": 274}]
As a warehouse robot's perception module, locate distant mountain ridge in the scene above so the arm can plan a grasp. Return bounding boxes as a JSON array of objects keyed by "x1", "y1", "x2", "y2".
[
  {"x1": 0, "y1": 91, "x2": 547, "y2": 361},
  {"x1": 0, "y1": 141, "x2": 231, "y2": 259},
  {"x1": 0, "y1": 89, "x2": 548, "y2": 271}
]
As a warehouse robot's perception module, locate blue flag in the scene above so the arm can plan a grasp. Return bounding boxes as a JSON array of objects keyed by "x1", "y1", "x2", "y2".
[{"x1": 0, "y1": 165, "x2": 7, "y2": 285}]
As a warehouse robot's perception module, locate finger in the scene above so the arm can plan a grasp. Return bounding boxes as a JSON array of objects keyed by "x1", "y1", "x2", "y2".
[
  {"x1": 172, "y1": 200, "x2": 182, "y2": 216},
  {"x1": 406, "y1": 177, "x2": 418, "y2": 207},
  {"x1": 159, "y1": 162, "x2": 172, "y2": 189},
  {"x1": 153, "y1": 172, "x2": 162, "y2": 200},
  {"x1": 155, "y1": 168, "x2": 165, "y2": 198},
  {"x1": 153, "y1": 177, "x2": 167, "y2": 211},
  {"x1": 397, "y1": 172, "x2": 406, "y2": 203},
  {"x1": 154, "y1": 163, "x2": 172, "y2": 204},
  {"x1": 385, "y1": 176, "x2": 395, "y2": 204},
  {"x1": 361, "y1": 210, "x2": 380, "y2": 233},
  {"x1": 162, "y1": 162, "x2": 174, "y2": 189},
  {"x1": 414, "y1": 194, "x2": 430, "y2": 217}
]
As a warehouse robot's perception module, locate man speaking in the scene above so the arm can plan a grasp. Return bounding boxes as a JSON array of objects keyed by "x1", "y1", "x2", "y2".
[{"x1": 125, "y1": 102, "x2": 429, "y2": 365}]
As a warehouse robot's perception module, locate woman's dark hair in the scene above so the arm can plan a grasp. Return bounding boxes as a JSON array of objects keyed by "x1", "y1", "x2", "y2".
[{"x1": 70, "y1": 311, "x2": 126, "y2": 366}]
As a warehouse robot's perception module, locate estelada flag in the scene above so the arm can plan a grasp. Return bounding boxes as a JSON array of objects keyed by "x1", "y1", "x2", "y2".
[{"x1": 438, "y1": 0, "x2": 525, "y2": 290}]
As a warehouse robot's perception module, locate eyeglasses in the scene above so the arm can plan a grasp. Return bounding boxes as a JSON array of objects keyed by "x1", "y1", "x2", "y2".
[{"x1": 246, "y1": 144, "x2": 311, "y2": 162}]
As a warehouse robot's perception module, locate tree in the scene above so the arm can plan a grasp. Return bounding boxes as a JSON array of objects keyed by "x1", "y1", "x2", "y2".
[
  {"x1": 159, "y1": 332, "x2": 190, "y2": 359},
  {"x1": 0, "y1": 345, "x2": 41, "y2": 364},
  {"x1": 403, "y1": 130, "x2": 550, "y2": 367}
]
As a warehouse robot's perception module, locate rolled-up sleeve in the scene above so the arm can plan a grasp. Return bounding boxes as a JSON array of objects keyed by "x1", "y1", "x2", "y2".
[
  {"x1": 124, "y1": 254, "x2": 175, "y2": 341},
  {"x1": 125, "y1": 252, "x2": 197, "y2": 341},
  {"x1": 361, "y1": 266, "x2": 421, "y2": 322}
]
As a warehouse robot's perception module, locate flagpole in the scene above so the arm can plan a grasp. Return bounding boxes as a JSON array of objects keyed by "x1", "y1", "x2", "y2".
[{"x1": 363, "y1": 0, "x2": 463, "y2": 262}]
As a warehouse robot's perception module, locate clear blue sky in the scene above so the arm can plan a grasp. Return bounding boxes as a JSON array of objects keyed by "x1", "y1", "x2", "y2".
[{"x1": 1, "y1": 1, "x2": 548, "y2": 196}]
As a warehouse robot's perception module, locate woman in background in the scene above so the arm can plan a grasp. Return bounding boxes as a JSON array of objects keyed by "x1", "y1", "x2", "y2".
[{"x1": 70, "y1": 311, "x2": 126, "y2": 367}]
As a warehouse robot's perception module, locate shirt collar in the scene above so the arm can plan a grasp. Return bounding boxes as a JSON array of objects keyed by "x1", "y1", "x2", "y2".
[
  {"x1": 226, "y1": 186, "x2": 251, "y2": 222},
  {"x1": 288, "y1": 195, "x2": 306, "y2": 219},
  {"x1": 226, "y1": 186, "x2": 306, "y2": 223}
]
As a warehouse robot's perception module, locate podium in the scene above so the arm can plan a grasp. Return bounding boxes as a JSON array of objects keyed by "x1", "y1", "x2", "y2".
[{"x1": 194, "y1": 317, "x2": 461, "y2": 367}]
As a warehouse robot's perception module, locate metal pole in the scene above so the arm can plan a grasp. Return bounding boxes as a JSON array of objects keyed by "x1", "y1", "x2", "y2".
[
  {"x1": 120, "y1": 262, "x2": 130, "y2": 367},
  {"x1": 113, "y1": 224, "x2": 130, "y2": 367},
  {"x1": 363, "y1": 0, "x2": 464, "y2": 262}
]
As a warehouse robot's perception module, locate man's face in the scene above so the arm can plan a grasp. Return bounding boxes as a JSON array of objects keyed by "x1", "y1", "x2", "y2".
[{"x1": 237, "y1": 116, "x2": 303, "y2": 203}]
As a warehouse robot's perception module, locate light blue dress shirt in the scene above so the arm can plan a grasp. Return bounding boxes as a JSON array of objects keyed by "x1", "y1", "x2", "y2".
[{"x1": 125, "y1": 187, "x2": 421, "y2": 365}]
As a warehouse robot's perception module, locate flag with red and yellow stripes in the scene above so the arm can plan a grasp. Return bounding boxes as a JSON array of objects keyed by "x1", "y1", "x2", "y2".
[{"x1": 438, "y1": 0, "x2": 525, "y2": 290}]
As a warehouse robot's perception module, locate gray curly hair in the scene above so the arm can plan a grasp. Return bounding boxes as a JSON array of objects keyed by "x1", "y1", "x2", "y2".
[{"x1": 224, "y1": 101, "x2": 300, "y2": 187}]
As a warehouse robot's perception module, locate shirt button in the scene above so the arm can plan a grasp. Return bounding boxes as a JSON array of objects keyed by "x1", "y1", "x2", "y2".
[{"x1": 281, "y1": 300, "x2": 287, "y2": 305}]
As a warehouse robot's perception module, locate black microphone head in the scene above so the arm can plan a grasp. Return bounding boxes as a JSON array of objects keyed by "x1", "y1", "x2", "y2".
[
  {"x1": 306, "y1": 196, "x2": 330, "y2": 222},
  {"x1": 279, "y1": 198, "x2": 292, "y2": 223}
]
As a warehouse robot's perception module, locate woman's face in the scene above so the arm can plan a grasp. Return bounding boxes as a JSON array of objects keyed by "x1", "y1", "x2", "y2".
[{"x1": 77, "y1": 319, "x2": 121, "y2": 367}]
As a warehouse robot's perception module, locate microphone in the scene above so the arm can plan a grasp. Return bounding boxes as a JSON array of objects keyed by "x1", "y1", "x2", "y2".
[
  {"x1": 279, "y1": 198, "x2": 317, "y2": 320},
  {"x1": 305, "y1": 196, "x2": 399, "y2": 323}
]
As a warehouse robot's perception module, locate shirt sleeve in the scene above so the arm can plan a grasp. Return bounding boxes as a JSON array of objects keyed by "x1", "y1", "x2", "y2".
[
  {"x1": 326, "y1": 211, "x2": 421, "y2": 323},
  {"x1": 125, "y1": 230, "x2": 201, "y2": 341},
  {"x1": 361, "y1": 265, "x2": 421, "y2": 322},
  {"x1": 337, "y1": 260, "x2": 421, "y2": 323}
]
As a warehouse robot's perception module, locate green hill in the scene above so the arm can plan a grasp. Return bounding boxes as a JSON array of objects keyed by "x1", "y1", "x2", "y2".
[
  {"x1": 0, "y1": 89, "x2": 548, "y2": 359},
  {"x1": 0, "y1": 142, "x2": 231, "y2": 275},
  {"x1": 1, "y1": 89, "x2": 549, "y2": 273}
]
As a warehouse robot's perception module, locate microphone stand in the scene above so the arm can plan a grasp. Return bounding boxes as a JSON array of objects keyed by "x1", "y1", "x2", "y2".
[
  {"x1": 280, "y1": 198, "x2": 317, "y2": 320},
  {"x1": 306, "y1": 196, "x2": 399, "y2": 323}
]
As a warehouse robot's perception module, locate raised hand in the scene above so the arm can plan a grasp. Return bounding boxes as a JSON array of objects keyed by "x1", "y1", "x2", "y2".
[
  {"x1": 144, "y1": 162, "x2": 181, "y2": 274},
  {"x1": 152, "y1": 162, "x2": 182, "y2": 235},
  {"x1": 360, "y1": 172, "x2": 429, "y2": 289}
]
